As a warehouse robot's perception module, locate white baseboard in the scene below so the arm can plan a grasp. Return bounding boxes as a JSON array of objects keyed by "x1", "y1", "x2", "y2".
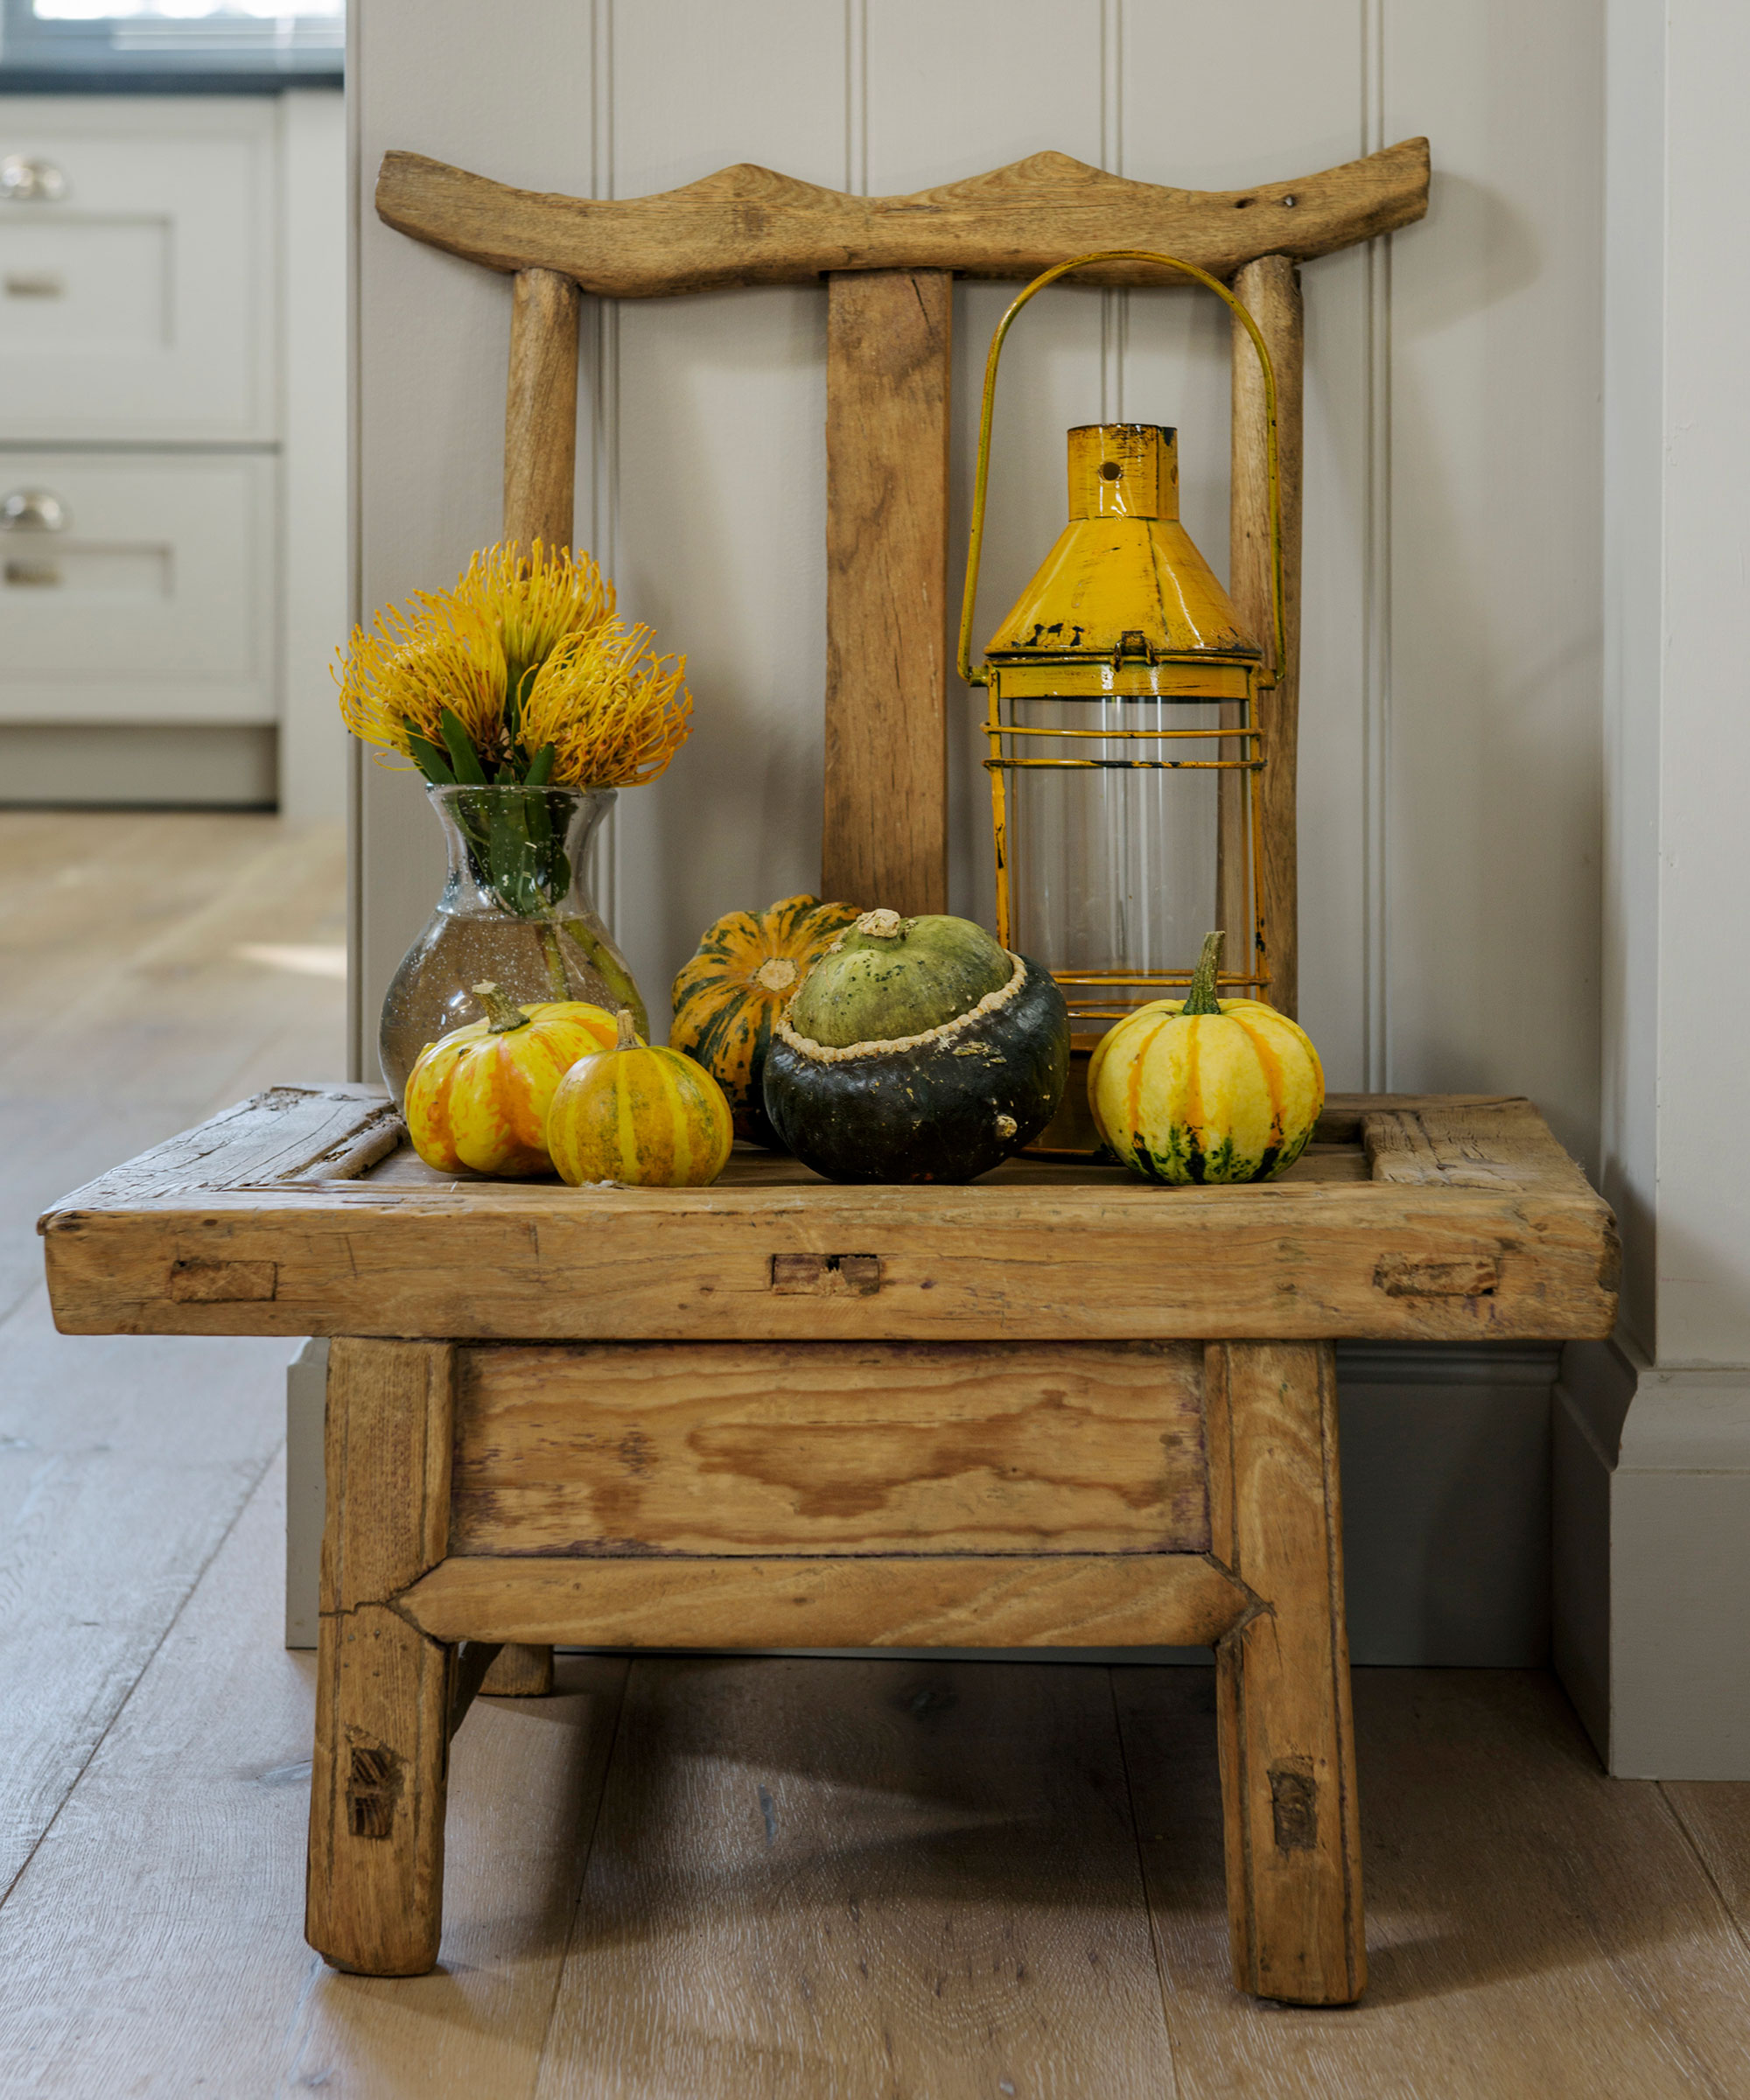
[
  {"x1": 0, "y1": 723, "x2": 277, "y2": 807},
  {"x1": 1556, "y1": 1337, "x2": 1750, "y2": 1777}
]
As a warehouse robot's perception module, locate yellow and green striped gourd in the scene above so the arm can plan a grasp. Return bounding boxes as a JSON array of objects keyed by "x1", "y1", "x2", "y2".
[
  {"x1": 1088, "y1": 932, "x2": 1323, "y2": 1185},
  {"x1": 668, "y1": 893, "x2": 861, "y2": 1145},
  {"x1": 403, "y1": 982, "x2": 619, "y2": 1177},
  {"x1": 546, "y1": 1007, "x2": 734, "y2": 1187}
]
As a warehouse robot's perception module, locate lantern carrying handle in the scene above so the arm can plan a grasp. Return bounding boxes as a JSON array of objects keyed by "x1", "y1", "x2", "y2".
[{"x1": 956, "y1": 250, "x2": 1288, "y2": 690}]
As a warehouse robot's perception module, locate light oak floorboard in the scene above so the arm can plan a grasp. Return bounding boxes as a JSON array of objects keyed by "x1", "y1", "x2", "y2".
[
  {"x1": 1117, "y1": 1668, "x2": 1750, "y2": 2099},
  {"x1": 0, "y1": 1450, "x2": 630, "y2": 2100},
  {"x1": 1662, "y1": 1782, "x2": 1750, "y2": 1943},
  {"x1": 536, "y1": 1654, "x2": 1176, "y2": 2100},
  {"x1": 0, "y1": 1285, "x2": 288, "y2": 1897}
]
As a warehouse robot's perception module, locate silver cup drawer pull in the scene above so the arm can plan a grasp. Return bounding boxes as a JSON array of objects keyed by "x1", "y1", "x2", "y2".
[
  {"x1": 1, "y1": 490, "x2": 68, "y2": 533},
  {"x1": 0, "y1": 156, "x2": 68, "y2": 203},
  {"x1": 4, "y1": 559, "x2": 61, "y2": 588},
  {"x1": 4, "y1": 273, "x2": 63, "y2": 299}
]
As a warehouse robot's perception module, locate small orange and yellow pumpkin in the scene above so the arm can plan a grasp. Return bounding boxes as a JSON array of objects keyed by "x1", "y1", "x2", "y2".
[
  {"x1": 1088, "y1": 932, "x2": 1324, "y2": 1184},
  {"x1": 404, "y1": 981, "x2": 620, "y2": 1176},
  {"x1": 668, "y1": 892, "x2": 861, "y2": 1146},
  {"x1": 546, "y1": 1008, "x2": 734, "y2": 1186}
]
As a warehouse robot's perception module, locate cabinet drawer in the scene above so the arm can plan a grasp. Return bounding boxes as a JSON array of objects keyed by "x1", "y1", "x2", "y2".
[
  {"x1": 0, "y1": 98, "x2": 276, "y2": 441},
  {"x1": 0, "y1": 452, "x2": 276, "y2": 724}
]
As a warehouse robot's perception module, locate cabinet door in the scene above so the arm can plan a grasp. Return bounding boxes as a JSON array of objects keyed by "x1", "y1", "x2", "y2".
[
  {"x1": 0, "y1": 452, "x2": 276, "y2": 724},
  {"x1": 0, "y1": 98, "x2": 276, "y2": 442}
]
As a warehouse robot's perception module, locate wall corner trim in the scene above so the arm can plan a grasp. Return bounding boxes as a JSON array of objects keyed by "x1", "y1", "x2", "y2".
[{"x1": 1556, "y1": 1336, "x2": 1750, "y2": 1779}]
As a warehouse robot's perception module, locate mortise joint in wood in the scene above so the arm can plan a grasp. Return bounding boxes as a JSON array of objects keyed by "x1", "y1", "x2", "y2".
[
  {"x1": 769, "y1": 1252, "x2": 882, "y2": 1297},
  {"x1": 1269, "y1": 1760, "x2": 1319, "y2": 1852},
  {"x1": 345, "y1": 1740, "x2": 403, "y2": 1841},
  {"x1": 1374, "y1": 1254, "x2": 1502, "y2": 1298},
  {"x1": 167, "y1": 1257, "x2": 276, "y2": 1303}
]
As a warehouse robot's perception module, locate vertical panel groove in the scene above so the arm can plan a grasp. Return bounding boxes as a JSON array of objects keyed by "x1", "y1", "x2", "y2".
[
  {"x1": 1100, "y1": 0, "x2": 1126, "y2": 423},
  {"x1": 845, "y1": 0, "x2": 868, "y2": 198},
  {"x1": 587, "y1": 0, "x2": 621, "y2": 935},
  {"x1": 1361, "y1": 0, "x2": 1392, "y2": 1090}
]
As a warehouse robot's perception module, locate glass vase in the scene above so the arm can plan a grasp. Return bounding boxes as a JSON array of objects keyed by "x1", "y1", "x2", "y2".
[{"x1": 378, "y1": 783, "x2": 646, "y2": 1104}]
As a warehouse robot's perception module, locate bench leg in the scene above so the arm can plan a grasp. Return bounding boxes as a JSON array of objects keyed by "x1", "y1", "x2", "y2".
[
  {"x1": 1206, "y1": 1340, "x2": 1367, "y2": 2005},
  {"x1": 305, "y1": 1338, "x2": 456, "y2": 1976},
  {"x1": 480, "y1": 1642, "x2": 555, "y2": 1696}
]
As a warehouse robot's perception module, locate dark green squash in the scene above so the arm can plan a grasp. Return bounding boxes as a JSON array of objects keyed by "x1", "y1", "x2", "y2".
[{"x1": 763, "y1": 910, "x2": 1070, "y2": 1183}]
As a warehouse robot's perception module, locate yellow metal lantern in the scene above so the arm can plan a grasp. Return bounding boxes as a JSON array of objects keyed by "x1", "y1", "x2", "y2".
[{"x1": 957, "y1": 250, "x2": 1286, "y2": 1032}]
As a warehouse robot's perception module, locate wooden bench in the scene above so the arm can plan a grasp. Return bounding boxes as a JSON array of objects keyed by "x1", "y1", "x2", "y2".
[{"x1": 39, "y1": 1088, "x2": 1616, "y2": 1999}]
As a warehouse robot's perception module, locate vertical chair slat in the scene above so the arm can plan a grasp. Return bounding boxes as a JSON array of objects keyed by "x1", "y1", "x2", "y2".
[
  {"x1": 1228, "y1": 254, "x2": 1306, "y2": 1019},
  {"x1": 822, "y1": 269, "x2": 954, "y2": 915}
]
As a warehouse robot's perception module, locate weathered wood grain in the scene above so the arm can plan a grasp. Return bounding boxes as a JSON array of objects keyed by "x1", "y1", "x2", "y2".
[
  {"x1": 1361, "y1": 1099, "x2": 1596, "y2": 1192},
  {"x1": 536, "y1": 1656, "x2": 1173, "y2": 2098},
  {"x1": 400, "y1": 1550, "x2": 1251, "y2": 1651},
  {"x1": 42, "y1": 1083, "x2": 390, "y2": 1208},
  {"x1": 40, "y1": 1179, "x2": 1618, "y2": 1345},
  {"x1": 450, "y1": 1340, "x2": 1208, "y2": 1558},
  {"x1": 38, "y1": 1090, "x2": 1618, "y2": 1345},
  {"x1": 376, "y1": 140, "x2": 1431, "y2": 296},
  {"x1": 1229, "y1": 255, "x2": 1304, "y2": 1019},
  {"x1": 504, "y1": 266, "x2": 580, "y2": 554},
  {"x1": 822, "y1": 269, "x2": 951, "y2": 915},
  {"x1": 307, "y1": 1340, "x2": 456, "y2": 1977},
  {"x1": 1206, "y1": 1341, "x2": 1365, "y2": 2004}
]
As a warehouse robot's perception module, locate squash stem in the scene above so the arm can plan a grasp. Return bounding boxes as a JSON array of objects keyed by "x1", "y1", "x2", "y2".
[
  {"x1": 614, "y1": 1007, "x2": 639, "y2": 1050},
  {"x1": 1183, "y1": 930, "x2": 1226, "y2": 1015},
  {"x1": 473, "y1": 981, "x2": 531, "y2": 1033}
]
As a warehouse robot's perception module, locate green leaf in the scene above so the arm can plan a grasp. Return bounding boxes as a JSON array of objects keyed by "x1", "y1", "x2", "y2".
[
  {"x1": 524, "y1": 742, "x2": 556, "y2": 787},
  {"x1": 439, "y1": 707, "x2": 487, "y2": 785},
  {"x1": 402, "y1": 724, "x2": 456, "y2": 785}
]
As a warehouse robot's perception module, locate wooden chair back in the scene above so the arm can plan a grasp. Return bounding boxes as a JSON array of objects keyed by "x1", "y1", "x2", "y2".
[{"x1": 378, "y1": 139, "x2": 1429, "y2": 1019}]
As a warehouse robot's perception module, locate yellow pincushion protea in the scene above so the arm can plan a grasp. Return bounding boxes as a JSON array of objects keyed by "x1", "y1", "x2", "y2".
[
  {"x1": 1088, "y1": 931, "x2": 1324, "y2": 1184},
  {"x1": 334, "y1": 539, "x2": 690, "y2": 792}
]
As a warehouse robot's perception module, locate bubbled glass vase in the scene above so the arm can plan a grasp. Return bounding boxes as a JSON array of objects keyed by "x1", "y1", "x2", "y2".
[{"x1": 378, "y1": 783, "x2": 645, "y2": 1104}]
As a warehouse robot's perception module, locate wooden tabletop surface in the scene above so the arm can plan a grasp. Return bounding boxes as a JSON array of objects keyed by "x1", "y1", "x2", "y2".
[{"x1": 38, "y1": 1087, "x2": 1618, "y2": 1348}]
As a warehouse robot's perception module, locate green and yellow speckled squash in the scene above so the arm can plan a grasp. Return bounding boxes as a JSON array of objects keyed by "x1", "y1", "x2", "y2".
[
  {"x1": 546, "y1": 1009, "x2": 734, "y2": 1187},
  {"x1": 1088, "y1": 932, "x2": 1324, "y2": 1185},
  {"x1": 668, "y1": 892, "x2": 860, "y2": 1146}
]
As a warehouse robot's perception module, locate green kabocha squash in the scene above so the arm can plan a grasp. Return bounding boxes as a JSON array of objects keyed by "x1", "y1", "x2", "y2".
[
  {"x1": 763, "y1": 909, "x2": 1070, "y2": 1183},
  {"x1": 668, "y1": 892, "x2": 861, "y2": 1145},
  {"x1": 1088, "y1": 930, "x2": 1325, "y2": 1184}
]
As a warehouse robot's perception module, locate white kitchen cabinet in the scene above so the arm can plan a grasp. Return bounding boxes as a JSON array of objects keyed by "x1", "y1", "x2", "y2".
[
  {"x1": 0, "y1": 90, "x2": 346, "y2": 816},
  {"x1": 0, "y1": 451, "x2": 276, "y2": 723},
  {"x1": 0, "y1": 97, "x2": 276, "y2": 444}
]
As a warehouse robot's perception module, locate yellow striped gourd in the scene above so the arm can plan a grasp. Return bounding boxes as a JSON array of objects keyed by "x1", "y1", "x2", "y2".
[
  {"x1": 403, "y1": 982, "x2": 619, "y2": 1177},
  {"x1": 1088, "y1": 932, "x2": 1324, "y2": 1185},
  {"x1": 668, "y1": 893, "x2": 861, "y2": 1145},
  {"x1": 546, "y1": 1008, "x2": 734, "y2": 1187}
]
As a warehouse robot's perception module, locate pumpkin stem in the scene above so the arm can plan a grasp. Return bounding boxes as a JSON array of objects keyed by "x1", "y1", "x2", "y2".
[
  {"x1": 855, "y1": 908, "x2": 905, "y2": 941},
  {"x1": 472, "y1": 981, "x2": 531, "y2": 1033},
  {"x1": 614, "y1": 1006, "x2": 639, "y2": 1050},
  {"x1": 1182, "y1": 931, "x2": 1226, "y2": 1016}
]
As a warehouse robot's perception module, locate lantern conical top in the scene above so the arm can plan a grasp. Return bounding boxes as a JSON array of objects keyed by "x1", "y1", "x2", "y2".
[{"x1": 984, "y1": 424, "x2": 1260, "y2": 698}]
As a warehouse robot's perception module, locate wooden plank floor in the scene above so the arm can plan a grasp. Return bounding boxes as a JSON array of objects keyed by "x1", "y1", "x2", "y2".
[{"x1": 4, "y1": 810, "x2": 1750, "y2": 2098}]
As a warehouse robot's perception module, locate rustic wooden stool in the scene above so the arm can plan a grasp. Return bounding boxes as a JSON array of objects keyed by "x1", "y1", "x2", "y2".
[
  {"x1": 42, "y1": 1090, "x2": 1616, "y2": 2003},
  {"x1": 38, "y1": 138, "x2": 1618, "y2": 2005}
]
